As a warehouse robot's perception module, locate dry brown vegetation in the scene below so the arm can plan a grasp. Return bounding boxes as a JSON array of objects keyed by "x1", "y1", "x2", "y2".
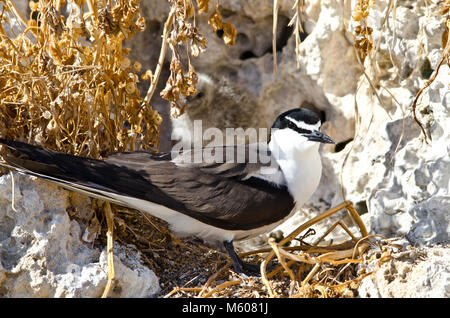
[{"x1": 0, "y1": 0, "x2": 161, "y2": 157}]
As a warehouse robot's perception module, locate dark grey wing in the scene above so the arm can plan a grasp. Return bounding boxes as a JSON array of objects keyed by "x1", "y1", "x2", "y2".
[
  {"x1": 105, "y1": 143, "x2": 276, "y2": 180},
  {"x1": 169, "y1": 143, "x2": 276, "y2": 179},
  {"x1": 1, "y1": 139, "x2": 294, "y2": 231},
  {"x1": 106, "y1": 144, "x2": 293, "y2": 230},
  {"x1": 145, "y1": 164, "x2": 294, "y2": 230}
]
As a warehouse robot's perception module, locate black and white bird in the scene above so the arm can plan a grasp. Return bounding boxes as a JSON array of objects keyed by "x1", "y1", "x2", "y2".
[{"x1": 0, "y1": 108, "x2": 335, "y2": 275}]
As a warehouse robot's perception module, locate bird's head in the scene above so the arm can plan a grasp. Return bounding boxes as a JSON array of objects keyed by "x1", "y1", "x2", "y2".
[{"x1": 269, "y1": 108, "x2": 335, "y2": 156}]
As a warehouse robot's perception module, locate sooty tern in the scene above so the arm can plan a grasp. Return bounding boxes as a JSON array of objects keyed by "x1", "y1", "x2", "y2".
[{"x1": 0, "y1": 108, "x2": 335, "y2": 276}]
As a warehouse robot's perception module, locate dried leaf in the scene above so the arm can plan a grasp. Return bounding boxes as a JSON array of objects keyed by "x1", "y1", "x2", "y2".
[
  {"x1": 136, "y1": 16, "x2": 146, "y2": 32},
  {"x1": 197, "y1": 0, "x2": 210, "y2": 14},
  {"x1": 191, "y1": 32, "x2": 207, "y2": 56},
  {"x1": 208, "y1": 11, "x2": 223, "y2": 32},
  {"x1": 208, "y1": 9, "x2": 236, "y2": 46},
  {"x1": 222, "y1": 22, "x2": 237, "y2": 46}
]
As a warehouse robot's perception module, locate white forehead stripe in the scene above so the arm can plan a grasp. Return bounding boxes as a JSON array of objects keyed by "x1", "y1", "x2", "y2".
[{"x1": 285, "y1": 116, "x2": 320, "y2": 131}]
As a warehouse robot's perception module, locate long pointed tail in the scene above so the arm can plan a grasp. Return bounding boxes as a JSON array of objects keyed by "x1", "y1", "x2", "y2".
[{"x1": 0, "y1": 138, "x2": 154, "y2": 205}]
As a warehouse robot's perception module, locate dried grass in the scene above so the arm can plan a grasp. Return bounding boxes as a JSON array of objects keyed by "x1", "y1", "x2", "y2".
[
  {"x1": 159, "y1": 0, "x2": 236, "y2": 117},
  {"x1": 0, "y1": 0, "x2": 161, "y2": 157},
  {"x1": 161, "y1": 202, "x2": 401, "y2": 298},
  {"x1": 288, "y1": 0, "x2": 305, "y2": 69},
  {"x1": 273, "y1": 0, "x2": 304, "y2": 73}
]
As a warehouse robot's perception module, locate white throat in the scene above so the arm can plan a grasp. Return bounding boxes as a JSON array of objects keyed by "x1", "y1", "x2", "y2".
[{"x1": 268, "y1": 129, "x2": 322, "y2": 207}]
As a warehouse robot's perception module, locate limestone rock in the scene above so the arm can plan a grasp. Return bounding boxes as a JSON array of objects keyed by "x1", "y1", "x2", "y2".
[
  {"x1": 358, "y1": 244, "x2": 450, "y2": 298},
  {"x1": 0, "y1": 173, "x2": 160, "y2": 297}
]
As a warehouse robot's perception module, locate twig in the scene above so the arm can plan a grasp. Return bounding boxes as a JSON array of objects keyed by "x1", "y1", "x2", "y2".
[
  {"x1": 202, "y1": 280, "x2": 241, "y2": 298},
  {"x1": 345, "y1": 202, "x2": 368, "y2": 237},
  {"x1": 6, "y1": 0, "x2": 28, "y2": 27},
  {"x1": 86, "y1": 0, "x2": 98, "y2": 22},
  {"x1": 411, "y1": 38, "x2": 449, "y2": 144},
  {"x1": 277, "y1": 248, "x2": 320, "y2": 265},
  {"x1": 272, "y1": 0, "x2": 279, "y2": 74},
  {"x1": 101, "y1": 202, "x2": 115, "y2": 298},
  {"x1": 268, "y1": 238, "x2": 296, "y2": 282},
  {"x1": 279, "y1": 201, "x2": 367, "y2": 247},
  {"x1": 260, "y1": 258, "x2": 277, "y2": 297},
  {"x1": 311, "y1": 220, "x2": 359, "y2": 248},
  {"x1": 238, "y1": 240, "x2": 357, "y2": 258},
  {"x1": 164, "y1": 287, "x2": 203, "y2": 298},
  {"x1": 288, "y1": 0, "x2": 304, "y2": 68},
  {"x1": 259, "y1": 201, "x2": 369, "y2": 293},
  {"x1": 199, "y1": 260, "x2": 232, "y2": 297},
  {"x1": 144, "y1": 9, "x2": 175, "y2": 104},
  {"x1": 9, "y1": 171, "x2": 19, "y2": 212},
  {"x1": 302, "y1": 263, "x2": 320, "y2": 286},
  {"x1": 317, "y1": 243, "x2": 369, "y2": 265},
  {"x1": 262, "y1": 202, "x2": 353, "y2": 280},
  {"x1": 352, "y1": 234, "x2": 387, "y2": 259},
  {"x1": 5, "y1": 0, "x2": 37, "y2": 38}
]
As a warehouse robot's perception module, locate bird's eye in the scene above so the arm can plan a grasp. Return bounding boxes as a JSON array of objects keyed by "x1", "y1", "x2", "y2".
[{"x1": 287, "y1": 121, "x2": 296, "y2": 129}]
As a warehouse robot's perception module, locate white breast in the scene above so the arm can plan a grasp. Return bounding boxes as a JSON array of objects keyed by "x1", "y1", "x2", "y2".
[{"x1": 268, "y1": 128, "x2": 323, "y2": 206}]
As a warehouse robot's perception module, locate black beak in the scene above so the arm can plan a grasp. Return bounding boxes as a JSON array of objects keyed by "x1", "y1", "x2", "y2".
[{"x1": 305, "y1": 130, "x2": 336, "y2": 144}]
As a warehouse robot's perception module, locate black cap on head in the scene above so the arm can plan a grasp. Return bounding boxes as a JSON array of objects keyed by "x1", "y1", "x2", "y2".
[
  {"x1": 271, "y1": 108, "x2": 321, "y2": 130},
  {"x1": 271, "y1": 108, "x2": 335, "y2": 144}
]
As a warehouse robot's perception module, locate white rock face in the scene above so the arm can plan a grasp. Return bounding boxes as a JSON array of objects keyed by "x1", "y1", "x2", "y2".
[
  {"x1": 358, "y1": 244, "x2": 450, "y2": 298},
  {"x1": 0, "y1": 173, "x2": 160, "y2": 297},
  {"x1": 335, "y1": 1, "x2": 449, "y2": 246}
]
